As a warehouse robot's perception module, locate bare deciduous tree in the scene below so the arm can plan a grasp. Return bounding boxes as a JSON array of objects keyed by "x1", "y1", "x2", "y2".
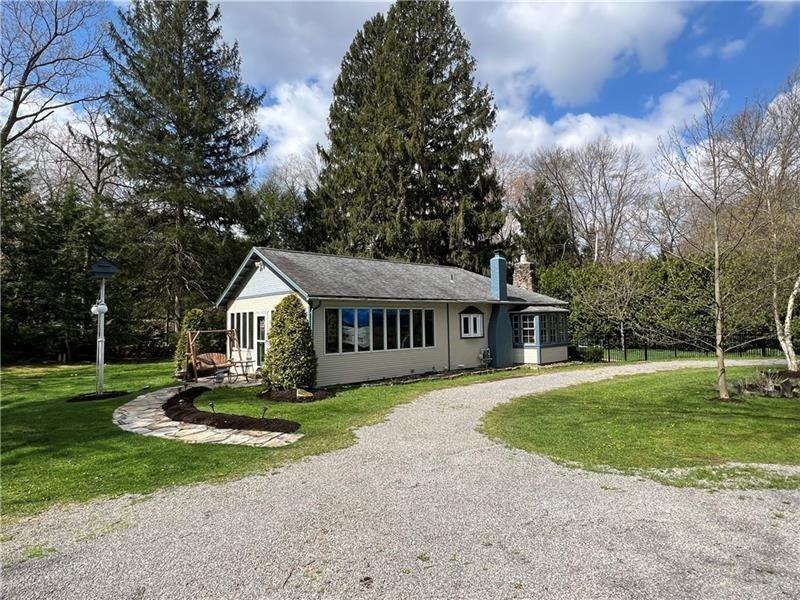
[
  {"x1": 533, "y1": 137, "x2": 648, "y2": 263},
  {"x1": 1, "y1": 0, "x2": 105, "y2": 149},
  {"x1": 36, "y1": 100, "x2": 121, "y2": 198},
  {"x1": 725, "y1": 72, "x2": 800, "y2": 370},
  {"x1": 656, "y1": 85, "x2": 759, "y2": 399}
]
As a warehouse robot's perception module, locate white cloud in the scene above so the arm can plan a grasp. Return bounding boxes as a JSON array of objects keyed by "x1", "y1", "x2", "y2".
[
  {"x1": 219, "y1": 1, "x2": 390, "y2": 87},
  {"x1": 492, "y1": 79, "x2": 710, "y2": 160},
  {"x1": 756, "y1": 1, "x2": 798, "y2": 27},
  {"x1": 256, "y1": 80, "x2": 330, "y2": 163},
  {"x1": 719, "y1": 39, "x2": 746, "y2": 59},
  {"x1": 697, "y1": 38, "x2": 747, "y2": 60},
  {"x1": 218, "y1": 3, "x2": 701, "y2": 167},
  {"x1": 454, "y1": 2, "x2": 690, "y2": 106}
]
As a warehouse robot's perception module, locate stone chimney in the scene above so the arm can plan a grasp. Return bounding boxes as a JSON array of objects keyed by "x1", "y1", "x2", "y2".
[{"x1": 512, "y1": 254, "x2": 536, "y2": 292}]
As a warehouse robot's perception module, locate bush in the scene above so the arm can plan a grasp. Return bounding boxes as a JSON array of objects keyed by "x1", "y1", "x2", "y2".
[
  {"x1": 264, "y1": 294, "x2": 317, "y2": 390},
  {"x1": 579, "y1": 345, "x2": 605, "y2": 363}
]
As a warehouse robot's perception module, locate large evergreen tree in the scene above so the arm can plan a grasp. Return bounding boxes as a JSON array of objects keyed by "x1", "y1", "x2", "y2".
[
  {"x1": 513, "y1": 180, "x2": 579, "y2": 270},
  {"x1": 105, "y1": 0, "x2": 266, "y2": 325},
  {"x1": 313, "y1": 0, "x2": 504, "y2": 272}
]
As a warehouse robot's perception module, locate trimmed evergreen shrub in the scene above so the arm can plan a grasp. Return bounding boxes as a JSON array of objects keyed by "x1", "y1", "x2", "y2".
[{"x1": 264, "y1": 294, "x2": 317, "y2": 390}]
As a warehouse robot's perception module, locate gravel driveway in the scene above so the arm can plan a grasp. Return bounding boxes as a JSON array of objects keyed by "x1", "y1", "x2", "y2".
[{"x1": 3, "y1": 360, "x2": 799, "y2": 599}]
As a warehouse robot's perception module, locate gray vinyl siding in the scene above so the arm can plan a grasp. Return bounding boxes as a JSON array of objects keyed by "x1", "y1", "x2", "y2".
[{"x1": 313, "y1": 300, "x2": 450, "y2": 387}]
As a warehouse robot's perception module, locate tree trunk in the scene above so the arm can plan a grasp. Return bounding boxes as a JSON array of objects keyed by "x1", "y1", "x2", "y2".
[
  {"x1": 620, "y1": 322, "x2": 627, "y2": 361},
  {"x1": 713, "y1": 217, "x2": 730, "y2": 400},
  {"x1": 777, "y1": 272, "x2": 800, "y2": 371}
]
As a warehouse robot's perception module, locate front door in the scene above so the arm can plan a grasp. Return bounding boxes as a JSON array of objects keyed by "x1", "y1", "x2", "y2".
[{"x1": 256, "y1": 314, "x2": 267, "y2": 367}]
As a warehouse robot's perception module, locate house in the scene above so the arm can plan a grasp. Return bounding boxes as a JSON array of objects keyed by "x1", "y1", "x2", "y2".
[{"x1": 216, "y1": 248, "x2": 569, "y2": 387}]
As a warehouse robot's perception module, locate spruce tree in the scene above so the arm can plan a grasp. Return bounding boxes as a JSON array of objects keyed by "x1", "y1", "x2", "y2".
[
  {"x1": 314, "y1": 0, "x2": 504, "y2": 272},
  {"x1": 514, "y1": 180, "x2": 579, "y2": 270},
  {"x1": 105, "y1": 0, "x2": 266, "y2": 325}
]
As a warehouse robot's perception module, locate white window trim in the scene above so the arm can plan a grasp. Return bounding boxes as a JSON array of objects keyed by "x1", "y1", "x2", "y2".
[
  {"x1": 460, "y1": 313, "x2": 484, "y2": 338},
  {"x1": 324, "y1": 306, "x2": 436, "y2": 355}
]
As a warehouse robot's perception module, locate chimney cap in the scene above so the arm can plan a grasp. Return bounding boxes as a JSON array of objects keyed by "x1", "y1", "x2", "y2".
[
  {"x1": 493, "y1": 250, "x2": 504, "y2": 258},
  {"x1": 519, "y1": 253, "x2": 528, "y2": 263}
]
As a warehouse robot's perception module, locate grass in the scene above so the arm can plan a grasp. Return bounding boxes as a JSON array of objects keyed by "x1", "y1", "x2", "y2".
[
  {"x1": 482, "y1": 366, "x2": 800, "y2": 489},
  {"x1": 1, "y1": 360, "x2": 590, "y2": 520}
]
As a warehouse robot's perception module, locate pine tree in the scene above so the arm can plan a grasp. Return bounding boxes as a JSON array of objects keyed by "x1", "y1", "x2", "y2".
[
  {"x1": 313, "y1": 0, "x2": 504, "y2": 272},
  {"x1": 513, "y1": 180, "x2": 579, "y2": 270},
  {"x1": 105, "y1": 0, "x2": 266, "y2": 325}
]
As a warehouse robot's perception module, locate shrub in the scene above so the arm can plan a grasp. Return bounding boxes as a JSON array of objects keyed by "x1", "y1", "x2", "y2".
[
  {"x1": 174, "y1": 309, "x2": 205, "y2": 371},
  {"x1": 264, "y1": 294, "x2": 317, "y2": 390},
  {"x1": 579, "y1": 345, "x2": 605, "y2": 363}
]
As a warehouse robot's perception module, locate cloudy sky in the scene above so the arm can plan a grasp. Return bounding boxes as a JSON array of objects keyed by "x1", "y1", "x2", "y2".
[{"x1": 211, "y1": 1, "x2": 798, "y2": 167}]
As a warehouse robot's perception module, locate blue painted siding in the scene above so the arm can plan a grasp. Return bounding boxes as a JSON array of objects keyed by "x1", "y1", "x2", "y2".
[{"x1": 238, "y1": 266, "x2": 292, "y2": 299}]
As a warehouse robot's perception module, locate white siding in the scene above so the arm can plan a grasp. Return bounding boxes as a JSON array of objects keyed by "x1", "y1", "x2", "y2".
[
  {"x1": 226, "y1": 293, "x2": 305, "y2": 370},
  {"x1": 512, "y1": 347, "x2": 539, "y2": 365},
  {"x1": 540, "y1": 345, "x2": 568, "y2": 364}
]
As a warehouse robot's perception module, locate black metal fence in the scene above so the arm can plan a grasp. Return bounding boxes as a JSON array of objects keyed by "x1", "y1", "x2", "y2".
[{"x1": 571, "y1": 332, "x2": 784, "y2": 363}]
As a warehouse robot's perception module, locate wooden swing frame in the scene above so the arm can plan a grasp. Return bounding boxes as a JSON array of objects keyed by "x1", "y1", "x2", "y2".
[{"x1": 183, "y1": 329, "x2": 243, "y2": 382}]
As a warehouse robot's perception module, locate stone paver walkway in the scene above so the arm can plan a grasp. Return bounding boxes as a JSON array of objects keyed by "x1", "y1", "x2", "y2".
[{"x1": 112, "y1": 385, "x2": 303, "y2": 448}]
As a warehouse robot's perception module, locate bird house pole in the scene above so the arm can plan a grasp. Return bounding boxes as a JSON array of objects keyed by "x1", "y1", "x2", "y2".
[{"x1": 90, "y1": 258, "x2": 118, "y2": 395}]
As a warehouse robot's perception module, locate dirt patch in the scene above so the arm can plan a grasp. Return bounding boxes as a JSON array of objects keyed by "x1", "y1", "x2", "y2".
[
  {"x1": 260, "y1": 388, "x2": 331, "y2": 402},
  {"x1": 66, "y1": 390, "x2": 129, "y2": 403},
  {"x1": 163, "y1": 386, "x2": 300, "y2": 433}
]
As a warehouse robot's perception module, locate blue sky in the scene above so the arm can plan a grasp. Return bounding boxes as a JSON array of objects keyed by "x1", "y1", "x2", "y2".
[
  {"x1": 207, "y1": 1, "x2": 799, "y2": 165},
  {"x1": 76, "y1": 1, "x2": 800, "y2": 166}
]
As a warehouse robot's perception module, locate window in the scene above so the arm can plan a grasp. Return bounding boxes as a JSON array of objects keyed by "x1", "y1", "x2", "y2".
[
  {"x1": 248, "y1": 312, "x2": 254, "y2": 350},
  {"x1": 372, "y1": 309, "x2": 385, "y2": 351},
  {"x1": 399, "y1": 309, "x2": 411, "y2": 348},
  {"x1": 325, "y1": 309, "x2": 339, "y2": 354},
  {"x1": 424, "y1": 309, "x2": 435, "y2": 347},
  {"x1": 323, "y1": 306, "x2": 435, "y2": 354},
  {"x1": 357, "y1": 308, "x2": 371, "y2": 352},
  {"x1": 235, "y1": 312, "x2": 242, "y2": 347},
  {"x1": 386, "y1": 309, "x2": 398, "y2": 350},
  {"x1": 460, "y1": 308, "x2": 484, "y2": 338},
  {"x1": 512, "y1": 313, "x2": 536, "y2": 346},
  {"x1": 341, "y1": 308, "x2": 355, "y2": 353},
  {"x1": 412, "y1": 309, "x2": 423, "y2": 348}
]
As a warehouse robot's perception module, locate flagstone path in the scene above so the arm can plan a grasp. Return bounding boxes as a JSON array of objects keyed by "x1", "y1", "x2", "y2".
[{"x1": 112, "y1": 385, "x2": 303, "y2": 448}]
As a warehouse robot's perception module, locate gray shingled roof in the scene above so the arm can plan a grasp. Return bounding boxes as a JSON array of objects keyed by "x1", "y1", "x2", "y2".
[{"x1": 239, "y1": 247, "x2": 566, "y2": 306}]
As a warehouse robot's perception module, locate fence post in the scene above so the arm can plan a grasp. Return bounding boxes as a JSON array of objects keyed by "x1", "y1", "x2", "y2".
[
  {"x1": 674, "y1": 343, "x2": 677, "y2": 358},
  {"x1": 644, "y1": 341, "x2": 648, "y2": 361}
]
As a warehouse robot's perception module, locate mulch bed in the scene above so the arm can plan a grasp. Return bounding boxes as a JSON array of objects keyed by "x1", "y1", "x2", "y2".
[
  {"x1": 163, "y1": 386, "x2": 300, "y2": 433},
  {"x1": 66, "y1": 390, "x2": 129, "y2": 403},
  {"x1": 260, "y1": 388, "x2": 331, "y2": 402}
]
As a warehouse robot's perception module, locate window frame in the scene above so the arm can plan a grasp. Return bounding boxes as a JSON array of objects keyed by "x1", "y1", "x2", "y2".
[
  {"x1": 323, "y1": 306, "x2": 436, "y2": 355},
  {"x1": 459, "y1": 312, "x2": 484, "y2": 339}
]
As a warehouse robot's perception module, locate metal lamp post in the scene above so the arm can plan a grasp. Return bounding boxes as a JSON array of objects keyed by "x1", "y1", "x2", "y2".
[{"x1": 90, "y1": 258, "x2": 118, "y2": 395}]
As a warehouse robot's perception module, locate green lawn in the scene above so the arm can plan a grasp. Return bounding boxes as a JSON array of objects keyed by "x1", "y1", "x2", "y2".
[
  {"x1": 482, "y1": 367, "x2": 800, "y2": 489},
  {"x1": 1, "y1": 360, "x2": 577, "y2": 519}
]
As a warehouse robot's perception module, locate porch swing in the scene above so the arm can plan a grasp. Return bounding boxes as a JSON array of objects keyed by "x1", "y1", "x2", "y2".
[{"x1": 183, "y1": 329, "x2": 248, "y2": 383}]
